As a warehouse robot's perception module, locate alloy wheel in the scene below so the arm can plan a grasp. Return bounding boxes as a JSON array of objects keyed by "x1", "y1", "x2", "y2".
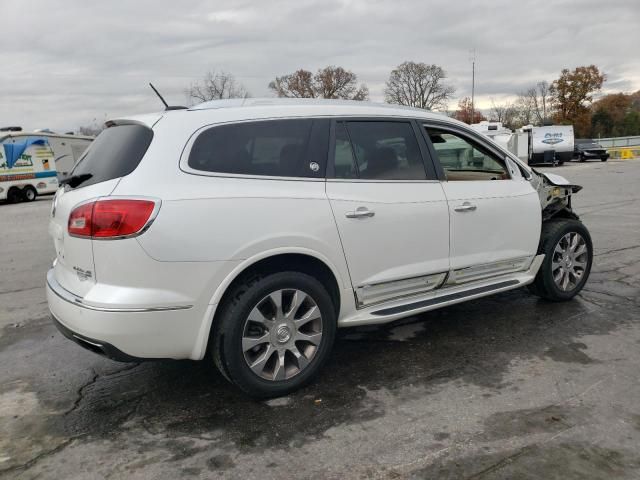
[
  {"x1": 551, "y1": 232, "x2": 588, "y2": 292},
  {"x1": 241, "y1": 289, "x2": 323, "y2": 381}
]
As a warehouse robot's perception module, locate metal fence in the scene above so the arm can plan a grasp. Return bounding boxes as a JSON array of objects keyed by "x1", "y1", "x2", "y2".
[
  {"x1": 593, "y1": 136, "x2": 640, "y2": 159},
  {"x1": 597, "y1": 136, "x2": 640, "y2": 148}
]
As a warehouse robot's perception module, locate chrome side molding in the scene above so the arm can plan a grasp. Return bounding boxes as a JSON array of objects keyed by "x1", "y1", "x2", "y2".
[
  {"x1": 355, "y1": 272, "x2": 447, "y2": 308},
  {"x1": 46, "y1": 269, "x2": 193, "y2": 313}
]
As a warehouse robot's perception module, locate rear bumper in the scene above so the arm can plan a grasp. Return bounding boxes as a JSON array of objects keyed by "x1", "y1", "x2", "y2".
[
  {"x1": 46, "y1": 269, "x2": 207, "y2": 360},
  {"x1": 51, "y1": 315, "x2": 143, "y2": 362}
]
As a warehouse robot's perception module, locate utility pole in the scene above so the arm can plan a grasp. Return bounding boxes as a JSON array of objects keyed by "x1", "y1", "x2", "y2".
[{"x1": 470, "y1": 49, "x2": 476, "y2": 123}]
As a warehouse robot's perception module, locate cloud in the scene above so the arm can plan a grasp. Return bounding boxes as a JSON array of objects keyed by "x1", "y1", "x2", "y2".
[{"x1": 1, "y1": 0, "x2": 638, "y2": 131}]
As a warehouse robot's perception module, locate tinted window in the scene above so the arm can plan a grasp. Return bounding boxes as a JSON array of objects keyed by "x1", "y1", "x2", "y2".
[
  {"x1": 426, "y1": 128, "x2": 510, "y2": 181},
  {"x1": 333, "y1": 123, "x2": 358, "y2": 179},
  {"x1": 189, "y1": 119, "x2": 327, "y2": 178},
  {"x1": 70, "y1": 124, "x2": 153, "y2": 188},
  {"x1": 333, "y1": 121, "x2": 426, "y2": 180}
]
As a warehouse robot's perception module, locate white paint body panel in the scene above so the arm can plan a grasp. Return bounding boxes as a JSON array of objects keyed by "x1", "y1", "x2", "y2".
[
  {"x1": 45, "y1": 99, "x2": 545, "y2": 360},
  {"x1": 442, "y1": 179, "x2": 541, "y2": 270},
  {"x1": 326, "y1": 180, "x2": 450, "y2": 290}
]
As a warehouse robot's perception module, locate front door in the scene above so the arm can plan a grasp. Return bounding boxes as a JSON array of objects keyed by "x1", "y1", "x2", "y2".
[
  {"x1": 423, "y1": 124, "x2": 541, "y2": 283},
  {"x1": 326, "y1": 120, "x2": 450, "y2": 307}
]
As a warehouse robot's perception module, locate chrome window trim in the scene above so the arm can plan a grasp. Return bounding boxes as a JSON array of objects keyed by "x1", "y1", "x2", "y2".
[{"x1": 179, "y1": 116, "x2": 330, "y2": 182}]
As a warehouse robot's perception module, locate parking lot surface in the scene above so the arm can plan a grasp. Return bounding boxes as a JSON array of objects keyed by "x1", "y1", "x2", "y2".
[{"x1": 1, "y1": 159, "x2": 640, "y2": 479}]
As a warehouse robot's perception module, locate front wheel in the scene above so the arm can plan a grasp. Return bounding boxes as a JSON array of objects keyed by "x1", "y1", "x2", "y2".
[
  {"x1": 211, "y1": 271, "x2": 336, "y2": 398},
  {"x1": 23, "y1": 186, "x2": 37, "y2": 202},
  {"x1": 601, "y1": 157, "x2": 608, "y2": 162},
  {"x1": 528, "y1": 219, "x2": 593, "y2": 301}
]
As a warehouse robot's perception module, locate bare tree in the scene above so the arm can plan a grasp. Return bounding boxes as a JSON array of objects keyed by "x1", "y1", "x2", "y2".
[
  {"x1": 269, "y1": 69, "x2": 315, "y2": 98},
  {"x1": 384, "y1": 62, "x2": 455, "y2": 110},
  {"x1": 314, "y1": 66, "x2": 369, "y2": 100},
  {"x1": 77, "y1": 117, "x2": 106, "y2": 136},
  {"x1": 186, "y1": 70, "x2": 249, "y2": 104},
  {"x1": 489, "y1": 98, "x2": 520, "y2": 130},
  {"x1": 526, "y1": 81, "x2": 552, "y2": 125},
  {"x1": 269, "y1": 66, "x2": 368, "y2": 100},
  {"x1": 513, "y1": 91, "x2": 535, "y2": 127}
]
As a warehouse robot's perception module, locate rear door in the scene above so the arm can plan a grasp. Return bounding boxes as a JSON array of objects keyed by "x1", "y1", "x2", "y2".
[
  {"x1": 326, "y1": 119, "x2": 450, "y2": 307},
  {"x1": 422, "y1": 123, "x2": 540, "y2": 283}
]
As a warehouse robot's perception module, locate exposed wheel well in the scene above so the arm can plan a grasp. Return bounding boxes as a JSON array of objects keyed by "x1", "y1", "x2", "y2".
[{"x1": 216, "y1": 253, "x2": 341, "y2": 321}]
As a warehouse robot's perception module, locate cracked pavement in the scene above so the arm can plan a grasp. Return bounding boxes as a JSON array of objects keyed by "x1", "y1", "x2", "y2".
[{"x1": 1, "y1": 159, "x2": 640, "y2": 479}]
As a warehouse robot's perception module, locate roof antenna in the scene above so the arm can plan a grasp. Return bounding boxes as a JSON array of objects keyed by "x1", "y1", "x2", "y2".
[{"x1": 149, "y1": 83, "x2": 188, "y2": 111}]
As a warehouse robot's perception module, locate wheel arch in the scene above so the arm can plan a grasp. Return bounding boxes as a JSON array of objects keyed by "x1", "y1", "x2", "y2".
[{"x1": 191, "y1": 248, "x2": 346, "y2": 360}]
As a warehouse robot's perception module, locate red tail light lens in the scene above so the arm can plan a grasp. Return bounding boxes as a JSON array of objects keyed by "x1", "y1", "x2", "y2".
[{"x1": 68, "y1": 199, "x2": 157, "y2": 238}]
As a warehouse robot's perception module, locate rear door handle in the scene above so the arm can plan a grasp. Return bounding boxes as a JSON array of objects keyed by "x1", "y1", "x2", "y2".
[
  {"x1": 345, "y1": 207, "x2": 375, "y2": 219},
  {"x1": 454, "y1": 202, "x2": 477, "y2": 212}
]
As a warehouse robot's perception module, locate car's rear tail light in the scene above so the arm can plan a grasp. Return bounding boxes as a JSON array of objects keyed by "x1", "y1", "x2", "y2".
[{"x1": 68, "y1": 199, "x2": 158, "y2": 239}]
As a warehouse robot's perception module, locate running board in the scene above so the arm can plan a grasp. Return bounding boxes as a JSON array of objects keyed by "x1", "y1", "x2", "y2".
[{"x1": 371, "y1": 279, "x2": 520, "y2": 316}]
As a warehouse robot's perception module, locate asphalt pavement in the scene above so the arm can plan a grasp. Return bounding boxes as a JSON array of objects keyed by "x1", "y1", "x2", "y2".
[{"x1": 1, "y1": 159, "x2": 639, "y2": 479}]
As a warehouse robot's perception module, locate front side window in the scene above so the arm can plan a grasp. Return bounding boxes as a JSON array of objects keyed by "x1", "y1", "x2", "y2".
[
  {"x1": 188, "y1": 119, "x2": 327, "y2": 178},
  {"x1": 332, "y1": 121, "x2": 427, "y2": 180},
  {"x1": 425, "y1": 128, "x2": 510, "y2": 181}
]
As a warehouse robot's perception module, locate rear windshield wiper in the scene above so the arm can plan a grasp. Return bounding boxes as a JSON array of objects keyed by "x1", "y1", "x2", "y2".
[{"x1": 59, "y1": 173, "x2": 93, "y2": 188}]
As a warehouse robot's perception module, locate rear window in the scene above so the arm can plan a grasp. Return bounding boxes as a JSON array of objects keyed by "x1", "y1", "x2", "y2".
[
  {"x1": 188, "y1": 119, "x2": 329, "y2": 178},
  {"x1": 69, "y1": 124, "x2": 153, "y2": 188}
]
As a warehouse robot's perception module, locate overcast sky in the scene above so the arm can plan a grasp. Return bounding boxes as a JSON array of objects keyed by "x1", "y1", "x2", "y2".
[{"x1": 2, "y1": 0, "x2": 639, "y2": 132}]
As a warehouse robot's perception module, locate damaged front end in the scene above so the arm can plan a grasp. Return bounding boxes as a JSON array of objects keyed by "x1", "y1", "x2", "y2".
[{"x1": 530, "y1": 169, "x2": 583, "y2": 221}]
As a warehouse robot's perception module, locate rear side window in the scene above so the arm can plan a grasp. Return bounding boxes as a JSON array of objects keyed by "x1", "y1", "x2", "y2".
[
  {"x1": 188, "y1": 119, "x2": 329, "y2": 178},
  {"x1": 332, "y1": 121, "x2": 427, "y2": 180},
  {"x1": 70, "y1": 124, "x2": 153, "y2": 188}
]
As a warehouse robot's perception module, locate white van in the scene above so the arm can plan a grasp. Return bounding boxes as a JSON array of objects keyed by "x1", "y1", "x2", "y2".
[{"x1": 0, "y1": 133, "x2": 59, "y2": 202}]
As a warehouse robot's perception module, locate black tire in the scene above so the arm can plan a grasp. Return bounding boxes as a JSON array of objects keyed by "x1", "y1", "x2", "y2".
[
  {"x1": 601, "y1": 157, "x2": 608, "y2": 162},
  {"x1": 528, "y1": 219, "x2": 593, "y2": 301},
  {"x1": 579, "y1": 154, "x2": 586, "y2": 162},
  {"x1": 23, "y1": 186, "x2": 37, "y2": 202},
  {"x1": 211, "y1": 271, "x2": 337, "y2": 398},
  {"x1": 7, "y1": 187, "x2": 22, "y2": 203}
]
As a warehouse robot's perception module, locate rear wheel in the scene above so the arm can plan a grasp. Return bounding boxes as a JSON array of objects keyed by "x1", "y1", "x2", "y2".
[
  {"x1": 211, "y1": 271, "x2": 336, "y2": 398},
  {"x1": 579, "y1": 154, "x2": 586, "y2": 162},
  {"x1": 23, "y1": 186, "x2": 37, "y2": 202},
  {"x1": 528, "y1": 219, "x2": 593, "y2": 301},
  {"x1": 7, "y1": 187, "x2": 22, "y2": 203},
  {"x1": 601, "y1": 157, "x2": 608, "y2": 162}
]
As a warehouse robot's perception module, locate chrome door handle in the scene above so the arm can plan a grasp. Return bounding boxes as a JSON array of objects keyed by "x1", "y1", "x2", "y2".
[
  {"x1": 345, "y1": 207, "x2": 375, "y2": 219},
  {"x1": 454, "y1": 202, "x2": 477, "y2": 212}
]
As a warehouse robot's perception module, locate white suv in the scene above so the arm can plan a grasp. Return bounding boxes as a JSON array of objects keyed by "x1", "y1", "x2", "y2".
[{"x1": 46, "y1": 99, "x2": 593, "y2": 397}]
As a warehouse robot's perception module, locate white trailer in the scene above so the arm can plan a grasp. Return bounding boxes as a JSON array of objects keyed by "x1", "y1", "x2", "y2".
[
  {"x1": 527, "y1": 125, "x2": 574, "y2": 165},
  {"x1": 470, "y1": 121, "x2": 529, "y2": 162}
]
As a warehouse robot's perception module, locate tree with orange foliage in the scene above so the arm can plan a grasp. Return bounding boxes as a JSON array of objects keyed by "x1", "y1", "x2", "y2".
[
  {"x1": 453, "y1": 97, "x2": 487, "y2": 124},
  {"x1": 550, "y1": 65, "x2": 605, "y2": 123}
]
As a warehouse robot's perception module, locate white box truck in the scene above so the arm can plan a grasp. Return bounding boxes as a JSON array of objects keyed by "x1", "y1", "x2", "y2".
[
  {"x1": 1, "y1": 130, "x2": 93, "y2": 203},
  {"x1": 1, "y1": 134, "x2": 59, "y2": 202}
]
